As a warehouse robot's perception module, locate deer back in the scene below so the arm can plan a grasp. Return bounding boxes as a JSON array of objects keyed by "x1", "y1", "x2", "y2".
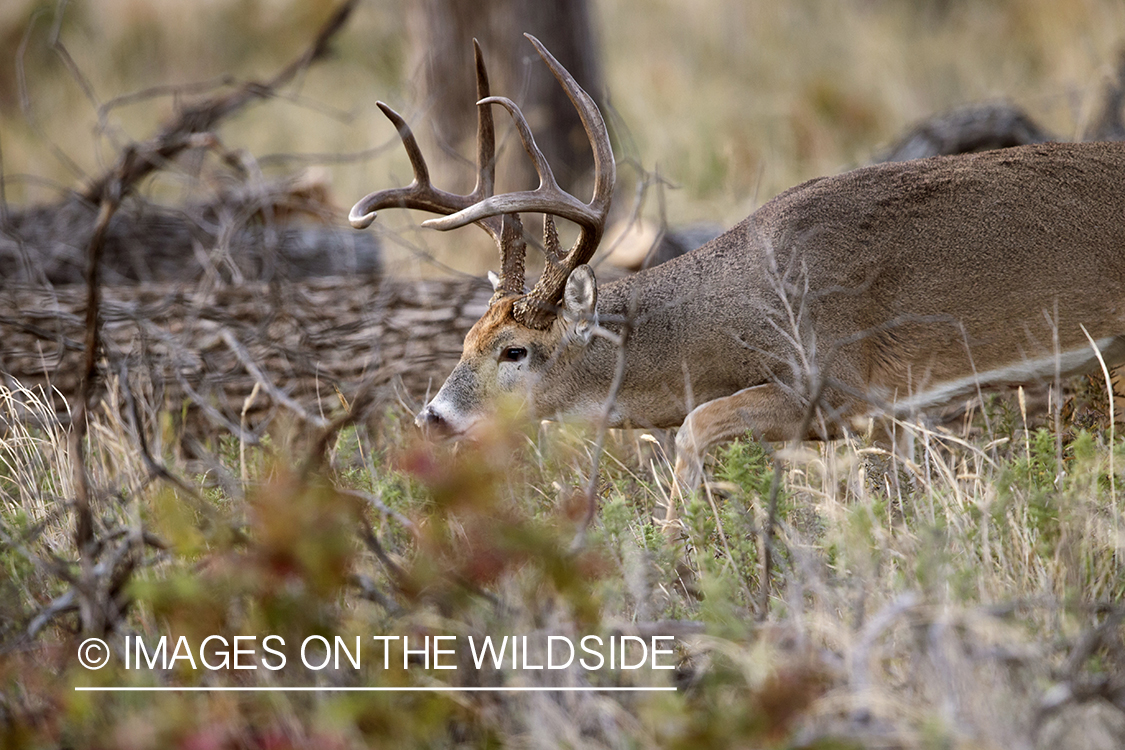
[{"x1": 590, "y1": 141, "x2": 1125, "y2": 425}]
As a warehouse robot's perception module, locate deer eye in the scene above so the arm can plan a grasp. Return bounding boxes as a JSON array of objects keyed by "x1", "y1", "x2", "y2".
[{"x1": 499, "y1": 346, "x2": 527, "y2": 363}]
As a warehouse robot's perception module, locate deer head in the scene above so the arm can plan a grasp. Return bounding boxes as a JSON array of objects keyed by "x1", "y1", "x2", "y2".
[{"x1": 349, "y1": 35, "x2": 615, "y2": 437}]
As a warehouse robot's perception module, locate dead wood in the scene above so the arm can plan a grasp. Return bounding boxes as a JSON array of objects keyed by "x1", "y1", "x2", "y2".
[
  {"x1": 878, "y1": 103, "x2": 1052, "y2": 163},
  {"x1": 2, "y1": 0, "x2": 374, "y2": 288},
  {"x1": 879, "y1": 47, "x2": 1125, "y2": 163},
  {"x1": 0, "y1": 275, "x2": 490, "y2": 434},
  {"x1": 1086, "y1": 48, "x2": 1125, "y2": 141},
  {"x1": 78, "y1": 1, "x2": 358, "y2": 207},
  {"x1": 4, "y1": 0, "x2": 363, "y2": 637},
  {"x1": 0, "y1": 177, "x2": 381, "y2": 285}
]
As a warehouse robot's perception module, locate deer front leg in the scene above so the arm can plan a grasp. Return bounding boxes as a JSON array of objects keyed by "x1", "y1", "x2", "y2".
[{"x1": 671, "y1": 383, "x2": 811, "y2": 515}]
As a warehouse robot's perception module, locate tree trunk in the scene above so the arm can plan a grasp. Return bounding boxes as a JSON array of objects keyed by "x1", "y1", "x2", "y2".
[{"x1": 406, "y1": 0, "x2": 604, "y2": 195}]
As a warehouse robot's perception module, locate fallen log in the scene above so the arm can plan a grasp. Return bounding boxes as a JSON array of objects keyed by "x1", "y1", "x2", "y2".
[{"x1": 0, "y1": 186, "x2": 381, "y2": 286}]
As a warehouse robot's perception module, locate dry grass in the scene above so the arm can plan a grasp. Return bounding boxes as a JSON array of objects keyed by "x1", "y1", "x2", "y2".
[
  {"x1": 2, "y1": 369, "x2": 1123, "y2": 748},
  {"x1": 600, "y1": 0, "x2": 1125, "y2": 220}
]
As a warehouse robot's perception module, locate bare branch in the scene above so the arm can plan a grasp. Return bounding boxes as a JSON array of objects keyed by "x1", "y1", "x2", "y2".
[{"x1": 81, "y1": 0, "x2": 358, "y2": 203}]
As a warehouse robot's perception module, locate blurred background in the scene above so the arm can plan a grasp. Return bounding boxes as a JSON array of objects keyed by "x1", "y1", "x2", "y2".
[{"x1": 1, "y1": 0, "x2": 1123, "y2": 277}]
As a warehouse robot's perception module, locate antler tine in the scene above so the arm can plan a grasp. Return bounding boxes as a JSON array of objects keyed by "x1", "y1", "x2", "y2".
[
  {"x1": 422, "y1": 35, "x2": 615, "y2": 328},
  {"x1": 470, "y1": 39, "x2": 497, "y2": 203},
  {"x1": 483, "y1": 95, "x2": 562, "y2": 195},
  {"x1": 525, "y1": 34, "x2": 615, "y2": 220},
  {"x1": 348, "y1": 103, "x2": 428, "y2": 228},
  {"x1": 350, "y1": 36, "x2": 613, "y2": 328},
  {"x1": 349, "y1": 47, "x2": 506, "y2": 242},
  {"x1": 348, "y1": 103, "x2": 504, "y2": 240},
  {"x1": 474, "y1": 39, "x2": 528, "y2": 301},
  {"x1": 422, "y1": 95, "x2": 606, "y2": 233},
  {"x1": 424, "y1": 35, "x2": 614, "y2": 241},
  {"x1": 514, "y1": 35, "x2": 615, "y2": 328},
  {"x1": 348, "y1": 103, "x2": 503, "y2": 240}
]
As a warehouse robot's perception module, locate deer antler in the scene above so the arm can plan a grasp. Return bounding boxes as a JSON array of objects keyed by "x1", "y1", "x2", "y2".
[
  {"x1": 346, "y1": 98, "x2": 499, "y2": 237},
  {"x1": 350, "y1": 35, "x2": 613, "y2": 327},
  {"x1": 349, "y1": 41, "x2": 530, "y2": 298},
  {"x1": 422, "y1": 34, "x2": 615, "y2": 329},
  {"x1": 349, "y1": 40, "x2": 530, "y2": 300}
]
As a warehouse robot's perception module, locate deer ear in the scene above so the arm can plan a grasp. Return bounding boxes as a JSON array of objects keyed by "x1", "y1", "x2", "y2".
[
  {"x1": 564, "y1": 265, "x2": 597, "y2": 344},
  {"x1": 564, "y1": 264, "x2": 597, "y2": 314}
]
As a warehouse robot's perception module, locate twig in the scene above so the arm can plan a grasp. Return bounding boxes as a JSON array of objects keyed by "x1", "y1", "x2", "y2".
[
  {"x1": 97, "y1": 74, "x2": 238, "y2": 118},
  {"x1": 48, "y1": 1, "x2": 100, "y2": 114},
  {"x1": 1061, "y1": 606, "x2": 1125, "y2": 678},
  {"x1": 349, "y1": 573, "x2": 403, "y2": 615},
  {"x1": 568, "y1": 165, "x2": 658, "y2": 551},
  {"x1": 220, "y1": 328, "x2": 327, "y2": 429},
  {"x1": 1079, "y1": 324, "x2": 1117, "y2": 531},
  {"x1": 55, "y1": 0, "x2": 358, "y2": 636},
  {"x1": 299, "y1": 364, "x2": 400, "y2": 479},
  {"x1": 80, "y1": 0, "x2": 358, "y2": 203},
  {"x1": 572, "y1": 318, "x2": 632, "y2": 552},
  {"x1": 127, "y1": 317, "x2": 263, "y2": 444},
  {"x1": 26, "y1": 589, "x2": 76, "y2": 639},
  {"x1": 16, "y1": 8, "x2": 87, "y2": 182},
  {"x1": 357, "y1": 517, "x2": 410, "y2": 585},
  {"x1": 116, "y1": 358, "x2": 212, "y2": 514},
  {"x1": 70, "y1": 192, "x2": 118, "y2": 635},
  {"x1": 849, "y1": 592, "x2": 921, "y2": 696},
  {"x1": 758, "y1": 350, "x2": 830, "y2": 620},
  {"x1": 338, "y1": 487, "x2": 418, "y2": 537}
]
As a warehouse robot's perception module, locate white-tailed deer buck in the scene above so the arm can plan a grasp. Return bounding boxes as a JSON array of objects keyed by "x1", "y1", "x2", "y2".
[{"x1": 351, "y1": 35, "x2": 1125, "y2": 494}]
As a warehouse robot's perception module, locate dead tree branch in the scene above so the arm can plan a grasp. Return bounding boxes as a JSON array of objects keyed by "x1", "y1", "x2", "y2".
[{"x1": 80, "y1": 0, "x2": 358, "y2": 204}]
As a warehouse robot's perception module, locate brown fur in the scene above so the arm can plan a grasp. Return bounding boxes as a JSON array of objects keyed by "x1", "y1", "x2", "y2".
[{"x1": 426, "y1": 141, "x2": 1125, "y2": 489}]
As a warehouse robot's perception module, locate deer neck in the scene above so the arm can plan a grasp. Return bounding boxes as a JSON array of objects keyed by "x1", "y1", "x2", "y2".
[{"x1": 543, "y1": 260, "x2": 765, "y2": 430}]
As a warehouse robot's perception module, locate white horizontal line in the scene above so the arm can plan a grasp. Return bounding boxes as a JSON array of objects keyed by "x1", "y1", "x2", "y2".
[{"x1": 75, "y1": 686, "x2": 676, "y2": 692}]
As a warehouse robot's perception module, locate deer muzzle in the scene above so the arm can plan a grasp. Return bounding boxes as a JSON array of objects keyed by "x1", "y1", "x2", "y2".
[{"x1": 414, "y1": 403, "x2": 456, "y2": 438}]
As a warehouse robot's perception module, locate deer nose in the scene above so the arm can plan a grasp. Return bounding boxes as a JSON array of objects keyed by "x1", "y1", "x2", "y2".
[{"x1": 415, "y1": 404, "x2": 451, "y2": 437}]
